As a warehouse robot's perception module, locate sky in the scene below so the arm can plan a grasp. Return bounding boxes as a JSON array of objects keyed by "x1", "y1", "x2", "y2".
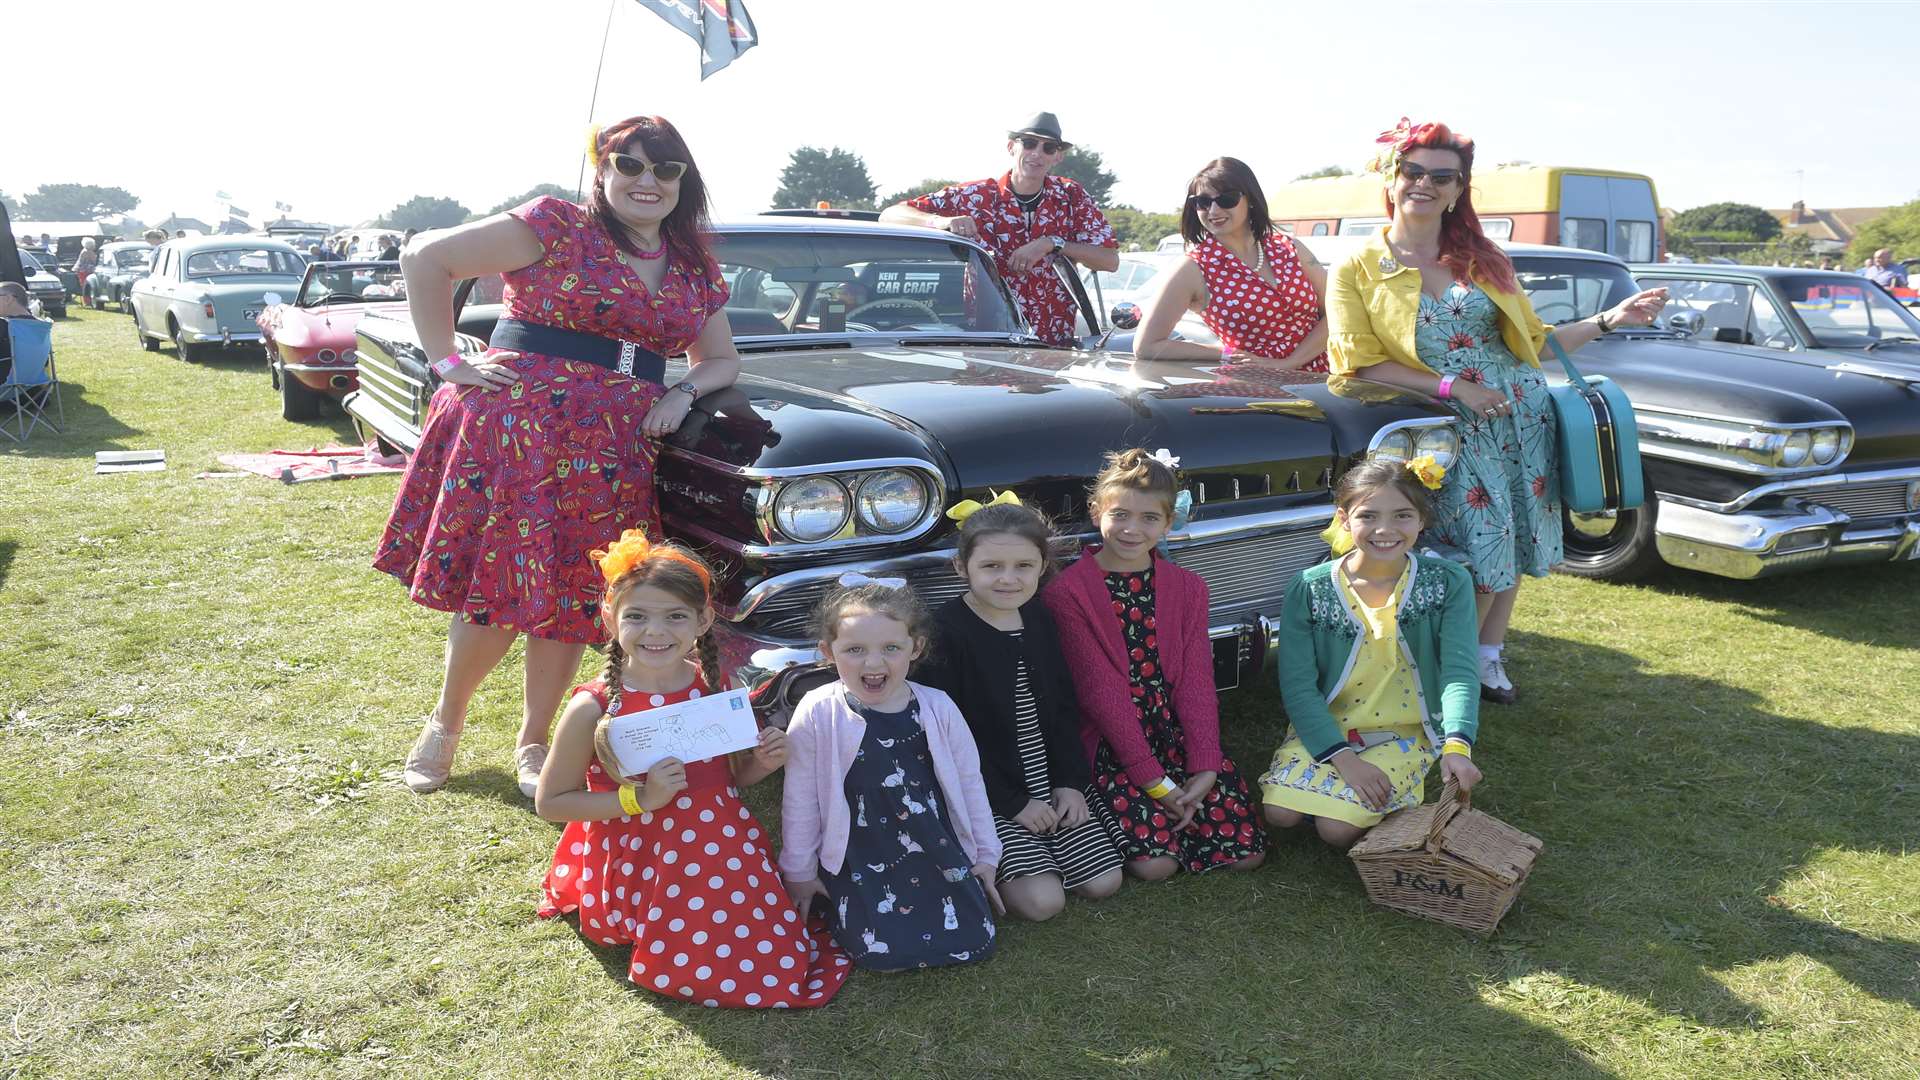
[{"x1": 9, "y1": 0, "x2": 1918, "y2": 229}]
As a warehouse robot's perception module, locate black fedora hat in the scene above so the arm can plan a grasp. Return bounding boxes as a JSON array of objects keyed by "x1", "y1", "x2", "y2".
[{"x1": 1008, "y1": 111, "x2": 1071, "y2": 147}]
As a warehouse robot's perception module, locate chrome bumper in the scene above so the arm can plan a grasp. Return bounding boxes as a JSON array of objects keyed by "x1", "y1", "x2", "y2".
[
  {"x1": 1654, "y1": 498, "x2": 1920, "y2": 579},
  {"x1": 182, "y1": 328, "x2": 264, "y2": 345}
]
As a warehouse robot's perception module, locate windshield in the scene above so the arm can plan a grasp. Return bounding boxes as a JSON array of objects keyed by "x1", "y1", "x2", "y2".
[
  {"x1": 302, "y1": 265, "x2": 407, "y2": 305},
  {"x1": 110, "y1": 247, "x2": 151, "y2": 271},
  {"x1": 20, "y1": 252, "x2": 44, "y2": 273},
  {"x1": 1511, "y1": 256, "x2": 1640, "y2": 323},
  {"x1": 184, "y1": 248, "x2": 304, "y2": 277},
  {"x1": 1772, "y1": 276, "x2": 1920, "y2": 346},
  {"x1": 714, "y1": 232, "x2": 1023, "y2": 338}
]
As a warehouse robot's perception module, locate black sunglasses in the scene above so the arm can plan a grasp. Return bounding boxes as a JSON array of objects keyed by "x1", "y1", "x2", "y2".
[
  {"x1": 1017, "y1": 135, "x2": 1067, "y2": 155},
  {"x1": 607, "y1": 153, "x2": 688, "y2": 182},
  {"x1": 1398, "y1": 162, "x2": 1462, "y2": 187},
  {"x1": 1189, "y1": 191, "x2": 1244, "y2": 211}
]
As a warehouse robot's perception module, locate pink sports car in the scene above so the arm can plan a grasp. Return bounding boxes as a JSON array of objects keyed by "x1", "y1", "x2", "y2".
[{"x1": 258, "y1": 260, "x2": 405, "y2": 420}]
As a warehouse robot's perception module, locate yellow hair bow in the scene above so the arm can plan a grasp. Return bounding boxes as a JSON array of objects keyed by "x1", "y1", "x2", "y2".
[
  {"x1": 585, "y1": 124, "x2": 604, "y2": 170},
  {"x1": 1406, "y1": 454, "x2": 1447, "y2": 490},
  {"x1": 1319, "y1": 519, "x2": 1355, "y2": 556},
  {"x1": 945, "y1": 488, "x2": 1022, "y2": 523}
]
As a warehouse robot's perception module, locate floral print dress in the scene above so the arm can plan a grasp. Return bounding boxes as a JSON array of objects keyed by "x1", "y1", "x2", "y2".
[
  {"x1": 373, "y1": 196, "x2": 729, "y2": 643},
  {"x1": 1415, "y1": 282, "x2": 1562, "y2": 593},
  {"x1": 1088, "y1": 568, "x2": 1265, "y2": 873}
]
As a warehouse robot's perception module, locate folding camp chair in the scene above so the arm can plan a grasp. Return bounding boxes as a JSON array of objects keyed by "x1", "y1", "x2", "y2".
[{"x1": 0, "y1": 317, "x2": 61, "y2": 442}]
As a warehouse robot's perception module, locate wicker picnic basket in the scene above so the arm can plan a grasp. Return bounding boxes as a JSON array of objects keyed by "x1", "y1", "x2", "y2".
[{"x1": 1348, "y1": 778, "x2": 1544, "y2": 935}]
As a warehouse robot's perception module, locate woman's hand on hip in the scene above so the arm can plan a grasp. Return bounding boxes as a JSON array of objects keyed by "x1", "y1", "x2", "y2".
[
  {"x1": 442, "y1": 349, "x2": 521, "y2": 390},
  {"x1": 641, "y1": 389, "x2": 694, "y2": 439}
]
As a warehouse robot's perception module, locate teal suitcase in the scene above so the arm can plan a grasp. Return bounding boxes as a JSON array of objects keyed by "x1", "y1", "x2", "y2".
[{"x1": 1546, "y1": 337, "x2": 1643, "y2": 513}]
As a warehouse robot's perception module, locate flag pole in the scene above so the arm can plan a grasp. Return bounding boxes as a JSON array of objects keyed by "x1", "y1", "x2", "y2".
[{"x1": 577, "y1": 0, "x2": 619, "y2": 200}]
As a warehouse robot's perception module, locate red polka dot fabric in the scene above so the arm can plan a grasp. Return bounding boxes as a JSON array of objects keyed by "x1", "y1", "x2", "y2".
[
  {"x1": 1190, "y1": 232, "x2": 1327, "y2": 371},
  {"x1": 538, "y1": 679, "x2": 850, "y2": 1008}
]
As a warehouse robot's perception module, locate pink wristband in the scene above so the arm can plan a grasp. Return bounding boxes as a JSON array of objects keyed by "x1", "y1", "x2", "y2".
[
  {"x1": 1436, "y1": 374, "x2": 1456, "y2": 400},
  {"x1": 432, "y1": 352, "x2": 464, "y2": 377}
]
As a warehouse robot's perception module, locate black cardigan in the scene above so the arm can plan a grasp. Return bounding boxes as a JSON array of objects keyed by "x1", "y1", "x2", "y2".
[{"x1": 918, "y1": 595, "x2": 1094, "y2": 818}]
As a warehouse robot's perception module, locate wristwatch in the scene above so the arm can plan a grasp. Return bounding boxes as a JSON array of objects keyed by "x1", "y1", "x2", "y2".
[
  {"x1": 671, "y1": 379, "x2": 700, "y2": 399},
  {"x1": 1594, "y1": 312, "x2": 1615, "y2": 333},
  {"x1": 1048, "y1": 236, "x2": 1066, "y2": 254}
]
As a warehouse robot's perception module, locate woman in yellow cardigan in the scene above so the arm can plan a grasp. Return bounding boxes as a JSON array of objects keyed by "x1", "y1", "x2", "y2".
[{"x1": 1325, "y1": 119, "x2": 1667, "y2": 704}]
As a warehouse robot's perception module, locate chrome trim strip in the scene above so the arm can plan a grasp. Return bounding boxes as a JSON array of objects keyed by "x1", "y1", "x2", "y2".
[
  {"x1": 1633, "y1": 402, "x2": 1849, "y2": 432},
  {"x1": 659, "y1": 448, "x2": 939, "y2": 481},
  {"x1": 279, "y1": 361, "x2": 356, "y2": 374},
  {"x1": 1655, "y1": 465, "x2": 1920, "y2": 515}
]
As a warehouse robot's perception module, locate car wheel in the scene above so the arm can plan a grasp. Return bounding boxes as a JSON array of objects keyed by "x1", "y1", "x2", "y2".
[
  {"x1": 1558, "y1": 486, "x2": 1661, "y2": 582},
  {"x1": 280, "y1": 369, "x2": 322, "y2": 421},
  {"x1": 133, "y1": 305, "x2": 160, "y2": 351},
  {"x1": 170, "y1": 318, "x2": 204, "y2": 362}
]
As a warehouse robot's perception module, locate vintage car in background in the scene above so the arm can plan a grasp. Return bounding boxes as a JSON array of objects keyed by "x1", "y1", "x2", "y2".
[
  {"x1": 18, "y1": 250, "x2": 67, "y2": 317},
  {"x1": 1630, "y1": 264, "x2": 1920, "y2": 369},
  {"x1": 81, "y1": 241, "x2": 153, "y2": 312},
  {"x1": 348, "y1": 216, "x2": 1461, "y2": 692},
  {"x1": 257, "y1": 260, "x2": 404, "y2": 420},
  {"x1": 130, "y1": 236, "x2": 306, "y2": 361},
  {"x1": 1289, "y1": 240, "x2": 1920, "y2": 583}
]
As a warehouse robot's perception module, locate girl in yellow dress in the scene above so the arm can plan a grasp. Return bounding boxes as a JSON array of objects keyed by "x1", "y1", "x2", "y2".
[{"x1": 1261, "y1": 457, "x2": 1484, "y2": 849}]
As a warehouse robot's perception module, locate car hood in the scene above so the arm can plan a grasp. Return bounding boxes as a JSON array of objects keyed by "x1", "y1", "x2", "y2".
[
  {"x1": 671, "y1": 340, "x2": 1449, "y2": 513},
  {"x1": 267, "y1": 300, "x2": 407, "y2": 349}
]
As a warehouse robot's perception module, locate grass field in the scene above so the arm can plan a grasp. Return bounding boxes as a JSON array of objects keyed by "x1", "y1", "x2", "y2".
[{"x1": 2, "y1": 306, "x2": 1917, "y2": 1079}]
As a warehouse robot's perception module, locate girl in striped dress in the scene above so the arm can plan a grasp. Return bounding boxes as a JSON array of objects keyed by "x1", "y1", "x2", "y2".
[{"x1": 920, "y1": 495, "x2": 1126, "y2": 921}]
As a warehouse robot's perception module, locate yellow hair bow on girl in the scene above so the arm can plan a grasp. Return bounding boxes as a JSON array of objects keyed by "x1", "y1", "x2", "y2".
[
  {"x1": 1319, "y1": 519, "x2": 1356, "y2": 556},
  {"x1": 1406, "y1": 454, "x2": 1447, "y2": 490},
  {"x1": 945, "y1": 488, "x2": 1022, "y2": 523}
]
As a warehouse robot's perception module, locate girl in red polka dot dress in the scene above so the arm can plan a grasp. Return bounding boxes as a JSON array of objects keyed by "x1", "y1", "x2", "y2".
[
  {"x1": 1134, "y1": 157, "x2": 1328, "y2": 372},
  {"x1": 535, "y1": 531, "x2": 849, "y2": 1008},
  {"x1": 1043, "y1": 450, "x2": 1268, "y2": 880}
]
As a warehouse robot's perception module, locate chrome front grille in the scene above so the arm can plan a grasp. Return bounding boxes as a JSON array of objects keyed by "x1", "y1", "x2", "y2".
[
  {"x1": 1808, "y1": 483, "x2": 1912, "y2": 520},
  {"x1": 740, "y1": 525, "x2": 1330, "y2": 642}
]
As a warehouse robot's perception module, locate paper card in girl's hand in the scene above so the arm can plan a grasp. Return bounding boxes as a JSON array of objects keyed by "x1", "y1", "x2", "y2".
[{"x1": 605, "y1": 688, "x2": 759, "y2": 776}]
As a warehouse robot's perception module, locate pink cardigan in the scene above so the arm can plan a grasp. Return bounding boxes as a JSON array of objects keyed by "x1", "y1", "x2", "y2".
[
  {"x1": 778, "y1": 680, "x2": 1002, "y2": 883},
  {"x1": 1042, "y1": 547, "x2": 1223, "y2": 789}
]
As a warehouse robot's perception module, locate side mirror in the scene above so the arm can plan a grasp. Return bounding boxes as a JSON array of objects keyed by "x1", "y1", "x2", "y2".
[
  {"x1": 1109, "y1": 302, "x2": 1141, "y2": 330},
  {"x1": 1666, "y1": 310, "x2": 1703, "y2": 338}
]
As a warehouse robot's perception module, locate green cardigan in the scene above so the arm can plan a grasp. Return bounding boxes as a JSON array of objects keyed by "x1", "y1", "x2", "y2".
[{"x1": 1276, "y1": 553, "x2": 1481, "y2": 763}]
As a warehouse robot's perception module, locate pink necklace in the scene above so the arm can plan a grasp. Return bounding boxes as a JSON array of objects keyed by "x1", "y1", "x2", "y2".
[{"x1": 615, "y1": 240, "x2": 667, "y2": 264}]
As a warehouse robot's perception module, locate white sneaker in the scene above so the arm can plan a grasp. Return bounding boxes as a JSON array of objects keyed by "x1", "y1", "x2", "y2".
[
  {"x1": 1479, "y1": 654, "x2": 1516, "y2": 705},
  {"x1": 403, "y1": 713, "x2": 462, "y2": 793},
  {"x1": 514, "y1": 742, "x2": 549, "y2": 798}
]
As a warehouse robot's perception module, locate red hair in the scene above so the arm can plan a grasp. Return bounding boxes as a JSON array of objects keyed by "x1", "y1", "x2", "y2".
[
  {"x1": 588, "y1": 115, "x2": 716, "y2": 271},
  {"x1": 1381, "y1": 121, "x2": 1516, "y2": 294}
]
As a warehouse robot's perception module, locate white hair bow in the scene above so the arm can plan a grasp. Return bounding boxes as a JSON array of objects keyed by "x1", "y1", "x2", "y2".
[
  {"x1": 838, "y1": 571, "x2": 908, "y2": 590},
  {"x1": 1151, "y1": 448, "x2": 1180, "y2": 469}
]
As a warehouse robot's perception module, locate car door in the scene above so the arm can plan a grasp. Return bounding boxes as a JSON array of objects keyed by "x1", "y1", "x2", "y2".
[{"x1": 137, "y1": 246, "x2": 173, "y2": 328}]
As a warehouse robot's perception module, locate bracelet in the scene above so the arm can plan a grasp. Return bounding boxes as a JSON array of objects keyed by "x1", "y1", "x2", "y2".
[
  {"x1": 1219, "y1": 345, "x2": 1233, "y2": 361},
  {"x1": 1144, "y1": 776, "x2": 1178, "y2": 799},
  {"x1": 1435, "y1": 374, "x2": 1456, "y2": 400},
  {"x1": 431, "y1": 351, "x2": 465, "y2": 377},
  {"x1": 1441, "y1": 740, "x2": 1473, "y2": 759},
  {"x1": 617, "y1": 784, "x2": 643, "y2": 815},
  {"x1": 1594, "y1": 312, "x2": 1614, "y2": 334}
]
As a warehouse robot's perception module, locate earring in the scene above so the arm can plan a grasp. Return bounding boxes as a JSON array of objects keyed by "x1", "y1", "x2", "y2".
[{"x1": 1446, "y1": 201, "x2": 1457, "y2": 213}]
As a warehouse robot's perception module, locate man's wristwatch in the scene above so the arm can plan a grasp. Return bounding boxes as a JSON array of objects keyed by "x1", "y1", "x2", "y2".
[{"x1": 671, "y1": 379, "x2": 700, "y2": 400}]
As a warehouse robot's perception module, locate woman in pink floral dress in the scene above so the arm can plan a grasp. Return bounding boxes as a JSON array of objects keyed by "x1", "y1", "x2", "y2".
[{"x1": 376, "y1": 115, "x2": 740, "y2": 797}]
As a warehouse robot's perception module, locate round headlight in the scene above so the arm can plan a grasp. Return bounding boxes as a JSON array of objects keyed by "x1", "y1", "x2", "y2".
[
  {"x1": 1371, "y1": 430, "x2": 1415, "y2": 461},
  {"x1": 1413, "y1": 425, "x2": 1460, "y2": 469},
  {"x1": 772, "y1": 477, "x2": 849, "y2": 543},
  {"x1": 1809, "y1": 428, "x2": 1841, "y2": 466},
  {"x1": 854, "y1": 470, "x2": 927, "y2": 534},
  {"x1": 1780, "y1": 430, "x2": 1813, "y2": 468}
]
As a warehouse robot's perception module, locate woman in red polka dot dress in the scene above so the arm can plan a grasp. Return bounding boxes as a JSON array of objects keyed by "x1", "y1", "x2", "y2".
[
  {"x1": 534, "y1": 532, "x2": 848, "y2": 1008},
  {"x1": 1134, "y1": 157, "x2": 1328, "y2": 372}
]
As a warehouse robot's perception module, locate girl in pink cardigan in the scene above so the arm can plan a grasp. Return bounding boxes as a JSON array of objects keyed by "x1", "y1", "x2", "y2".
[
  {"x1": 1043, "y1": 449, "x2": 1267, "y2": 880},
  {"x1": 780, "y1": 577, "x2": 1003, "y2": 971}
]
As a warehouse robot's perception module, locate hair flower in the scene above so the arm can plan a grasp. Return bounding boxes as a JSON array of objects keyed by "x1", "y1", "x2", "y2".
[
  {"x1": 1150, "y1": 448, "x2": 1181, "y2": 470},
  {"x1": 1320, "y1": 519, "x2": 1355, "y2": 556},
  {"x1": 591, "y1": 529, "x2": 712, "y2": 592},
  {"x1": 1157, "y1": 489, "x2": 1194, "y2": 555},
  {"x1": 1406, "y1": 454, "x2": 1447, "y2": 490},
  {"x1": 945, "y1": 488, "x2": 1022, "y2": 523},
  {"x1": 584, "y1": 124, "x2": 603, "y2": 169}
]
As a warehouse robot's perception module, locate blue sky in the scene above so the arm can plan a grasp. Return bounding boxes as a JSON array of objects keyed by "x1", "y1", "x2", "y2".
[{"x1": 10, "y1": 0, "x2": 1917, "y2": 227}]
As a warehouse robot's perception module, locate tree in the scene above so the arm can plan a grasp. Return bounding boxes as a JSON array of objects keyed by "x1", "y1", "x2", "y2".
[
  {"x1": 878, "y1": 178, "x2": 959, "y2": 208},
  {"x1": 18, "y1": 183, "x2": 139, "y2": 221},
  {"x1": 1053, "y1": 146, "x2": 1118, "y2": 205},
  {"x1": 770, "y1": 147, "x2": 877, "y2": 210},
  {"x1": 1294, "y1": 165, "x2": 1352, "y2": 181},
  {"x1": 483, "y1": 183, "x2": 576, "y2": 218},
  {"x1": 1670, "y1": 202, "x2": 1782, "y2": 243},
  {"x1": 0, "y1": 191, "x2": 17, "y2": 215},
  {"x1": 1846, "y1": 199, "x2": 1920, "y2": 266},
  {"x1": 1104, "y1": 206, "x2": 1181, "y2": 252},
  {"x1": 379, "y1": 196, "x2": 471, "y2": 231}
]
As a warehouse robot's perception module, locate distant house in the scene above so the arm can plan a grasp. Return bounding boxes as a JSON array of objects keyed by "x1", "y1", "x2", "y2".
[
  {"x1": 1769, "y1": 202, "x2": 1887, "y2": 255},
  {"x1": 154, "y1": 215, "x2": 212, "y2": 235}
]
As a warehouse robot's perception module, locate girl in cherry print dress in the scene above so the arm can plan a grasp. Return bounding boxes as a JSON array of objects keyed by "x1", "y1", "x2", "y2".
[
  {"x1": 535, "y1": 532, "x2": 848, "y2": 1008},
  {"x1": 379, "y1": 116, "x2": 741, "y2": 800},
  {"x1": 1043, "y1": 450, "x2": 1267, "y2": 879},
  {"x1": 1134, "y1": 157, "x2": 1328, "y2": 372}
]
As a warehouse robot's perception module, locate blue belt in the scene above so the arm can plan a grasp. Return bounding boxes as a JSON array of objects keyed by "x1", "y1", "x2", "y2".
[{"x1": 487, "y1": 318, "x2": 667, "y2": 384}]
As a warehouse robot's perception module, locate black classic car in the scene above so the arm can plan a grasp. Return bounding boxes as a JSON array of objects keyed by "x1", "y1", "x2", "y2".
[
  {"x1": 346, "y1": 217, "x2": 1461, "y2": 692},
  {"x1": 1631, "y1": 263, "x2": 1920, "y2": 369}
]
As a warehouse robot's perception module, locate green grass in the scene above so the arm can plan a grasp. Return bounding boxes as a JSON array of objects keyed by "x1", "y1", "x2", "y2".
[{"x1": 2, "y1": 307, "x2": 1917, "y2": 1079}]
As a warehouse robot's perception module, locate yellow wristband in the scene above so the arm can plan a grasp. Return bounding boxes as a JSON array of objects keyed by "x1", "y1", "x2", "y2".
[
  {"x1": 1144, "y1": 777, "x2": 1177, "y2": 799},
  {"x1": 617, "y1": 784, "x2": 643, "y2": 816},
  {"x1": 1442, "y1": 741, "x2": 1472, "y2": 759}
]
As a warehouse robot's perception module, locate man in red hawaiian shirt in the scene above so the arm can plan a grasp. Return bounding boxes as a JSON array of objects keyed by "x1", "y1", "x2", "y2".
[{"x1": 880, "y1": 111, "x2": 1119, "y2": 346}]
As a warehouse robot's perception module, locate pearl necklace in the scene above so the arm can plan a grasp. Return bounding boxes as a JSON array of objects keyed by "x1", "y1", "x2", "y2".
[{"x1": 1233, "y1": 235, "x2": 1265, "y2": 276}]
